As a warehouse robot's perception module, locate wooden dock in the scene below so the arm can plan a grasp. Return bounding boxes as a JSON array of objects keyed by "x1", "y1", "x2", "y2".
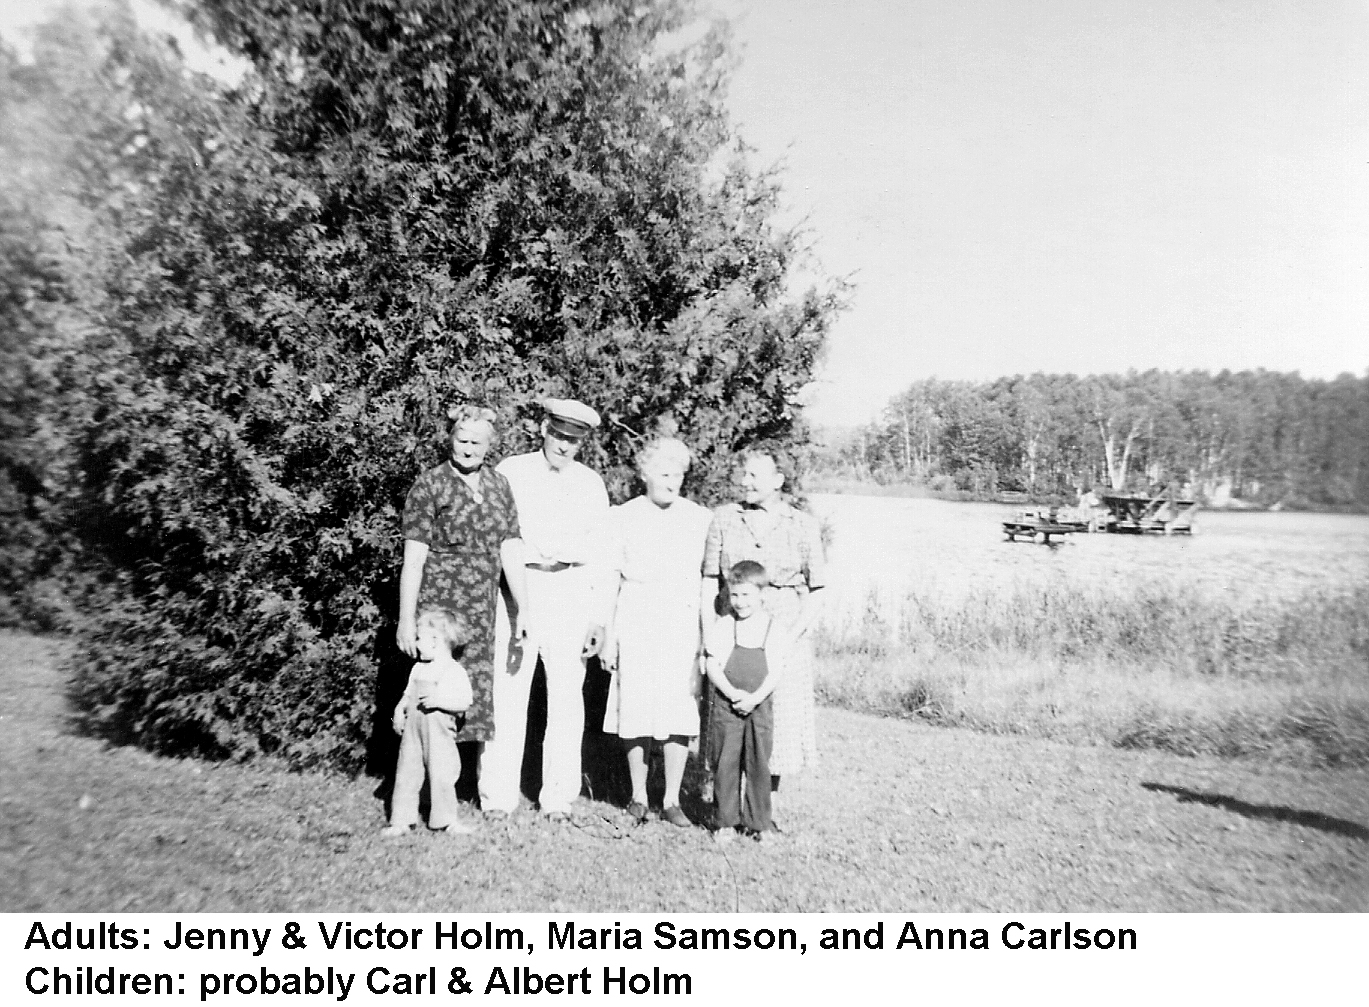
[{"x1": 1002, "y1": 510, "x2": 1083, "y2": 544}]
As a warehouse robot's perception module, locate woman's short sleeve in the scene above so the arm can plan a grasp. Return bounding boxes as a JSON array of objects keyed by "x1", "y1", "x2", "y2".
[
  {"x1": 801, "y1": 512, "x2": 827, "y2": 590},
  {"x1": 402, "y1": 471, "x2": 437, "y2": 545},
  {"x1": 701, "y1": 509, "x2": 724, "y2": 578},
  {"x1": 606, "y1": 503, "x2": 629, "y2": 577},
  {"x1": 490, "y1": 470, "x2": 522, "y2": 542}
]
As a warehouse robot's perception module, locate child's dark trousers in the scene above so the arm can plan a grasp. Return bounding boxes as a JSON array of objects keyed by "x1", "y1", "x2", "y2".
[{"x1": 707, "y1": 690, "x2": 773, "y2": 832}]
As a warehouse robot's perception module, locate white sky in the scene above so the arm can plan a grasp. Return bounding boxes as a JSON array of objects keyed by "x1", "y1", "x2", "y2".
[
  {"x1": 5, "y1": 1, "x2": 1366, "y2": 427},
  {"x1": 0, "y1": 0, "x2": 245, "y2": 78},
  {"x1": 713, "y1": 0, "x2": 1369, "y2": 424}
]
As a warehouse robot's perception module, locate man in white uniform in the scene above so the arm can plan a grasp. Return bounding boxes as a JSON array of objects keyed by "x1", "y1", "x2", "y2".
[{"x1": 480, "y1": 399, "x2": 610, "y2": 820}]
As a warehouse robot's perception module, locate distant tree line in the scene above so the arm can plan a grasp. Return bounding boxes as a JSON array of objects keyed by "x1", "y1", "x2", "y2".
[{"x1": 816, "y1": 370, "x2": 1369, "y2": 509}]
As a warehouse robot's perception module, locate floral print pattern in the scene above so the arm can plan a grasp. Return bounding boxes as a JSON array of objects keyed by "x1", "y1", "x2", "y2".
[{"x1": 403, "y1": 463, "x2": 520, "y2": 743}]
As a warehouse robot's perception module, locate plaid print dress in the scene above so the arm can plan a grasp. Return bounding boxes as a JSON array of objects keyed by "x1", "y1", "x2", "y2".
[{"x1": 702, "y1": 501, "x2": 826, "y2": 776}]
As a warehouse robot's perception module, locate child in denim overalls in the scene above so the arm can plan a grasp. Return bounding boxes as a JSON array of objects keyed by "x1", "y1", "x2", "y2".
[{"x1": 704, "y1": 560, "x2": 787, "y2": 844}]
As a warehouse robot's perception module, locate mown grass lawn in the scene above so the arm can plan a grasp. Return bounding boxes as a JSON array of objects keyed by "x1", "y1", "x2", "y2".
[{"x1": 3, "y1": 631, "x2": 1366, "y2": 912}]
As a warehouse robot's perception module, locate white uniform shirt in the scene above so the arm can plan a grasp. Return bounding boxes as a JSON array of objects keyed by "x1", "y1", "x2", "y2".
[{"x1": 495, "y1": 450, "x2": 612, "y2": 618}]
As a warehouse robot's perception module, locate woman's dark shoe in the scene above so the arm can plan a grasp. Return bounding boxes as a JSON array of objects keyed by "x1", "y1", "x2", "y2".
[
  {"x1": 627, "y1": 801, "x2": 650, "y2": 824},
  {"x1": 662, "y1": 805, "x2": 691, "y2": 828}
]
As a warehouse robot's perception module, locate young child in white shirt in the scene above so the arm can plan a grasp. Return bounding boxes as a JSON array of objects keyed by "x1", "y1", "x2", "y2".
[
  {"x1": 384, "y1": 608, "x2": 475, "y2": 836},
  {"x1": 704, "y1": 560, "x2": 787, "y2": 843}
]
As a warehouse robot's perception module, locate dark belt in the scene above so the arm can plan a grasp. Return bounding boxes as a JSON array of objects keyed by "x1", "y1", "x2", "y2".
[{"x1": 526, "y1": 561, "x2": 582, "y2": 573}]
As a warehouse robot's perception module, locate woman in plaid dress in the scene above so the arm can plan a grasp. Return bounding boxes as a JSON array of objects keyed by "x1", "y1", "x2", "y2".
[{"x1": 701, "y1": 451, "x2": 826, "y2": 822}]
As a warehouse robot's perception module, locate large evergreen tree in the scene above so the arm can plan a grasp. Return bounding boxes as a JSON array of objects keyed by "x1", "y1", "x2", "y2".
[{"x1": 2, "y1": 0, "x2": 843, "y2": 767}]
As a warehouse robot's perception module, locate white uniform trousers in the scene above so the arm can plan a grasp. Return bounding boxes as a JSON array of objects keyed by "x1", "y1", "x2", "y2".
[{"x1": 480, "y1": 566, "x2": 595, "y2": 815}]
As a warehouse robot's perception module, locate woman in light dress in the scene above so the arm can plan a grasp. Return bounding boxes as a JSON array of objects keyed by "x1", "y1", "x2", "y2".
[{"x1": 602, "y1": 435, "x2": 713, "y2": 827}]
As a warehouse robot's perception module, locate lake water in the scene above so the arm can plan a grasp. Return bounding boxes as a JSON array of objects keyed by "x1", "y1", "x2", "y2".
[{"x1": 807, "y1": 493, "x2": 1369, "y2": 627}]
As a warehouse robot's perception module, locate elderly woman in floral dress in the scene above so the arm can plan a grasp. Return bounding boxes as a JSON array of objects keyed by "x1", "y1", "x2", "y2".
[
  {"x1": 396, "y1": 406, "x2": 527, "y2": 826},
  {"x1": 602, "y1": 434, "x2": 713, "y2": 827},
  {"x1": 700, "y1": 450, "x2": 825, "y2": 827}
]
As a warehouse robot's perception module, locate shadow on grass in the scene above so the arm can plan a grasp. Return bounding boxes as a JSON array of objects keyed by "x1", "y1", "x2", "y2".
[
  {"x1": 582, "y1": 657, "x2": 715, "y2": 825},
  {"x1": 1141, "y1": 782, "x2": 1369, "y2": 841},
  {"x1": 581, "y1": 657, "x2": 711, "y2": 824},
  {"x1": 369, "y1": 632, "x2": 713, "y2": 825}
]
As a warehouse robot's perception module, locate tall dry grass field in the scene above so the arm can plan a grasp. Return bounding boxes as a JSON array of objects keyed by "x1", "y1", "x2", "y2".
[{"x1": 807, "y1": 494, "x2": 1369, "y2": 765}]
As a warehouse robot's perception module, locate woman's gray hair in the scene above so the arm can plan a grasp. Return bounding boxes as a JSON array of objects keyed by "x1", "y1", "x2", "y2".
[
  {"x1": 637, "y1": 436, "x2": 692, "y2": 473},
  {"x1": 446, "y1": 404, "x2": 497, "y2": 437}
]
